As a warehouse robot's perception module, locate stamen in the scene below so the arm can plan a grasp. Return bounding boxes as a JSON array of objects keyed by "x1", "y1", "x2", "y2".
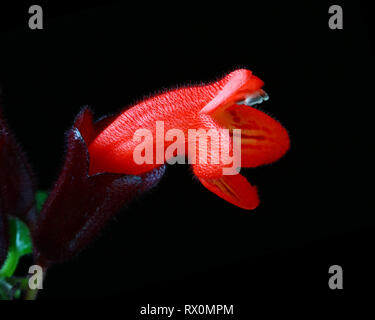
[{"x1": 237, "y1": 90, "x2": 269, "y2": 106}]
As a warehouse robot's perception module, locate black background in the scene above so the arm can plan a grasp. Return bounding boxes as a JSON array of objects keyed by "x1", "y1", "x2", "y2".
[{"x1": 0, "y1": 0, "x2": 374, "y2": 311}]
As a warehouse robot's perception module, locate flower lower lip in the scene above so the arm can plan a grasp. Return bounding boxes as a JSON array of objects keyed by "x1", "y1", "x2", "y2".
[{"x1": 237, "y1": 90, "x2": 269, "y2": 106}]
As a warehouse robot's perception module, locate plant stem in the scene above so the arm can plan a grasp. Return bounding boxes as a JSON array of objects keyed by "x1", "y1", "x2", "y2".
[{"x1": 24, "y1": 287, "x2": 39, "y2": 300}]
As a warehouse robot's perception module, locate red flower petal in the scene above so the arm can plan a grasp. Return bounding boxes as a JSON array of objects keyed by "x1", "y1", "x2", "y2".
[
  {"x1": 200, "y1": 69, "x2": 264, "y2": 115},
  {"x1": 213, "y1": 104, "x2": 290, "y2": 168},
  {"x1": 197, "y1": 174, "x2": 260, "y2": 210}
]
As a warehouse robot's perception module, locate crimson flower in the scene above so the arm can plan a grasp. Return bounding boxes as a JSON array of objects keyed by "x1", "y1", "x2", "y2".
[
  {"x1": 88, "y1": 69, "x2": 290, "y2": 209},
  {"x1": 2, "y1": 69, "x2": 290, "y2": 281},
  {"x1": 0, "y1": 69, "x2": 290, "y2": 299}
]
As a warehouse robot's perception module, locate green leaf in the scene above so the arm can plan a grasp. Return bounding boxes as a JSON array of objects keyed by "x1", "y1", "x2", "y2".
[
  {"x1": 0, "y1": 278, "x2": 25, "y2": 300},
  {"x1": 0, "y1": 278, "x2": 12, "y2": 299},
  {"x1": 0, "y1": 217, "x2": 33, "y2": 278},
  {"x1": 36, "y1": 190, "x2": 48, "y2": 212}
]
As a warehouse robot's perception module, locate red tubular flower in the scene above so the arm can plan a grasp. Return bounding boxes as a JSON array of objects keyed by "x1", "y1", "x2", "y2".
[{"x1": 88, "y1": 69, "x2": 290, "y2": 210}]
